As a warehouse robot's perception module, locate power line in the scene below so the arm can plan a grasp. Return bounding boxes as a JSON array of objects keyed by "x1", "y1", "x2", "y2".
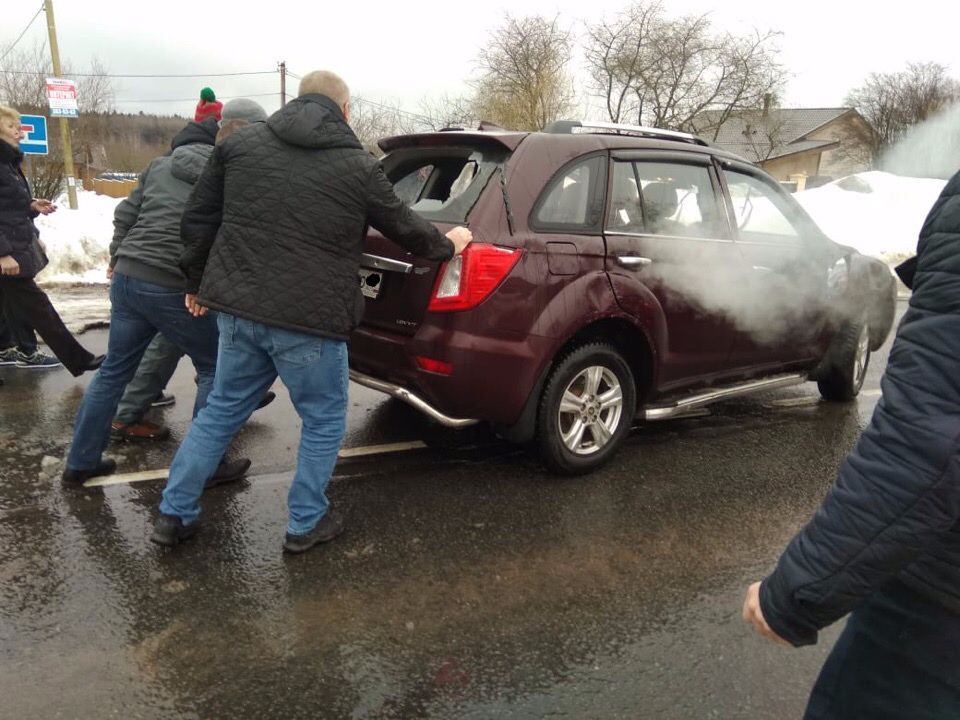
[
  {"x1": 0, "y1": 4, "x2": 44, "y2": 66},
  {"x1": 113, "y1": 92, "x2": 280, "y2": 104},
  {"x1": 1, "y1": 69, "x2": 277, "y2": 78}
]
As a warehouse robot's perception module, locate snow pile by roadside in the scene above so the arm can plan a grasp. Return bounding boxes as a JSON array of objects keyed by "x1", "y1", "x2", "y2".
[{"x1": 794, "y1": 171, "x2": 946, "y2": 264}]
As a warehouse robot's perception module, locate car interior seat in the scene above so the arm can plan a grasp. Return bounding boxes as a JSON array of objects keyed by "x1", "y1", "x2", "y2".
[{"x1": 642, "y1": 182, "x2": 680, "y2": 234}]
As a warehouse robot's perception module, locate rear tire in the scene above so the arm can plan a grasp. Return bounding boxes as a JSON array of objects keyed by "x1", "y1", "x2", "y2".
[
  {"x1": 536, "y1": 343, "x2": 636, "y2": 475},
  {"x1": 817, "y1": 319, "x2": 870, "y2": 401}
]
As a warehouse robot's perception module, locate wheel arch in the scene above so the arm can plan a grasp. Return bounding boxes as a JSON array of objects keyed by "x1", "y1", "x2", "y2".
[{"x1": 495, "y1": 317, "x2": 656, "y2": 444}]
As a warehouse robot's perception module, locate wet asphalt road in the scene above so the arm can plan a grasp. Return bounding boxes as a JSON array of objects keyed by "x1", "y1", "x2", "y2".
[{"x1": 0, "y1": 298, "x2": 904, "y2": 719}]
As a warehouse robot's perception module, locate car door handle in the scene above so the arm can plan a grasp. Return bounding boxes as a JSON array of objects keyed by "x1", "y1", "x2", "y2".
[{"x1": 617, "y1": 255, "x2": 653, "y2": 270}]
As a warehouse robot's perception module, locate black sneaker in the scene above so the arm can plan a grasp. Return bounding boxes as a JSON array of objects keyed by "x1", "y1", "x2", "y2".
[
  {"x1": 62, "y1": 458, "x2": 118, "y2": 486},
  {"x1": 151, "y1": 513, "x2": 200, "y2": 546},
  {"x1": 0, "y1": 347, "x2": 20, "y2": 366},
  {"x1": 81, "y1": 354, "x2": 106, "y2": 373},
  {"x1": 283, "y1": 510, "x2": 344, "y2": 554},
  {"x1": 205, "y1": 457, "x2": 251, "y2": 489},
  {"x1": 151, "y1": 392, "x2": 176, "y2": 408},
  {"x1": 256, "y1": 391, "x2": 277, "y2": 411},
  {"x1": 14, "y1": 350, "x2": 62, "y2": 369}
]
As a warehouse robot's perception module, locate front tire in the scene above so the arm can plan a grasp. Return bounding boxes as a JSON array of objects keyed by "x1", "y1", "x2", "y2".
[
  {"x1": 536, "y1": 343, "x2": 637, "y2": 475},
  {"x1": 817, "y1": 319, "x2": 870, "y2": 401}
]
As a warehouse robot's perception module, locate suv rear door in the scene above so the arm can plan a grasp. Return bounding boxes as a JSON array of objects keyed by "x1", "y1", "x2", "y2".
[
  {"x1": 357, "y1": 140, "x2": 511, "y2": 337},
  {"x1": 603, "y1": 153, "x2": 737, "y2": 390}
]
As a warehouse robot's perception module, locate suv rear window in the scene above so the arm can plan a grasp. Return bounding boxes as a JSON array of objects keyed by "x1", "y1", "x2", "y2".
[{"x1": 382, "y1": 145, "x2": 508, "y2": 223}]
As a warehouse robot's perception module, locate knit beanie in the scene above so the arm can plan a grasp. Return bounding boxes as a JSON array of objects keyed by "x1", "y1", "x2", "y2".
[
  {"x1": 200, "y1": 87, "x2": 216, "y2": 102},
  {"x1": 221, "y1": 98, "x2": 268, "y2": 123}
]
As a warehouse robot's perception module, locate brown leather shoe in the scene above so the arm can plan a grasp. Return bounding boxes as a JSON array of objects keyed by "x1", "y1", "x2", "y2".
[{"x1": 110, "y1": 420, "x2": 171, "y2": 442}]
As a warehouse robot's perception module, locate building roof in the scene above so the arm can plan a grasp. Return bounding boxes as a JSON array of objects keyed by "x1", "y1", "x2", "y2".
[{"x1": 701, "y1": 107, "x2": 856, "y2": 163}]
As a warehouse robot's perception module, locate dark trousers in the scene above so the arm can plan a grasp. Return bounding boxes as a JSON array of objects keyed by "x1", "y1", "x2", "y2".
[
  {"x1": 0, "y1": 278, "x2": 94, "y2": 376},
  {"x1": 0, "y1": 296, "x2": 39, "y2": 353},
  {"x1": 805, "y1": 580, "x2": 960, "y2": 720}
]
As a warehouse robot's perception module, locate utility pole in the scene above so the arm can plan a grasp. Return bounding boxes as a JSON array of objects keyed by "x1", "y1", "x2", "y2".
[
  {"x1": 43, "y1": 0, "x2": 78, "y2": 209},
  {"x1": 279, "y1": 61, "x2": 286, "y2": 106}
]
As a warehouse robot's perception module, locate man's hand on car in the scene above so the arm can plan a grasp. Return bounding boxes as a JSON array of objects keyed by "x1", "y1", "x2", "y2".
[{"x1": 446, "y1": 226, "x2": 472, "y2": 255}]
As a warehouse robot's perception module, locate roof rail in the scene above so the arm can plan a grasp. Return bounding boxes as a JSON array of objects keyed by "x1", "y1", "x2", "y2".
[{"x1": 543, "y1": 120, "x2": 712, "y2": 147}]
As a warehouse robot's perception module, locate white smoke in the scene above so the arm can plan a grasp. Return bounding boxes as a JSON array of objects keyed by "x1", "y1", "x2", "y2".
[{"x1": 881, "y1": 102, "x2": 960, "y2": 180}]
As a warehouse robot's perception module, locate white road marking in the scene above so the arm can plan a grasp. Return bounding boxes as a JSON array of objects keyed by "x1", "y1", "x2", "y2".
[
  {"x1": 767, "y1": 397, "x2": 820, "y2": 408},
  {"x1": 82, "y1": 440, "x2": 429, "y2": 488}
]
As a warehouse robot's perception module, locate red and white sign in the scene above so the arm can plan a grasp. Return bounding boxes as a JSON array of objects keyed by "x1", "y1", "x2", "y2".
[{"x1": 45, "y1": 77, "x2": 79, "y2": 118}]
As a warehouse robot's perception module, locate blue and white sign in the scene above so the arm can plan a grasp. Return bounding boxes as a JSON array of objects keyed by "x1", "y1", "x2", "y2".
[{"x1": 20, "y1": 114, "x2": 48, "y2": 155}]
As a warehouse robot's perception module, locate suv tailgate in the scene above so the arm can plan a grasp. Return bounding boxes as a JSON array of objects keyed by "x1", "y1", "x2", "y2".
[{"x1": 358, "y1": 225, "x2": 456, "y2": 336}]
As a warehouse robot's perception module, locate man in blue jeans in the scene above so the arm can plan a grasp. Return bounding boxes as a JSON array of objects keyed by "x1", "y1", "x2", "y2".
[
  {"x1": 156, "y1": 70, "x2": 471, "y2": 552},
  {"x1": 62, "y1": 114, "x2": 255, "y2": 486}
]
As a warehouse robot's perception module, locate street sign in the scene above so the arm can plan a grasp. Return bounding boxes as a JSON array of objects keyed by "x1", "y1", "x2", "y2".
[
  {"x1": 19, "y1": 114, "x2": 48, "y2": 155},
  {"x1": 45, "y1": 77, "x2": 79, "y2": 118}
]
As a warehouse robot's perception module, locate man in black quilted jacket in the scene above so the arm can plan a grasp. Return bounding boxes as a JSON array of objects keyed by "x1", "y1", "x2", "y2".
[
  {"x1": 743, "y1": 171, "x2": 960, "y2": 719},
  {"x1": 153, "y1": 70, "x2": 471, "y2": 552}
]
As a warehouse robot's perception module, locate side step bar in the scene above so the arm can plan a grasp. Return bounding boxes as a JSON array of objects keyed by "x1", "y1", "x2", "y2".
[
  {"x1": 642, "y1": 373, "x2": 808, "y2": 421},
  {"x1": 349, "y1": 370, "x2": 480, "y2": 428},
  {"x1": 351, "y1": 369, "x2": 808, "y2": 429}
]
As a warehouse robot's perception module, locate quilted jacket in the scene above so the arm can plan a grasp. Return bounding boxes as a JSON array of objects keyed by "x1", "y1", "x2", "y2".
[
  {"x1": 760, "y1": 171, "x2": 960, "y2": 646},
  {"x1": 0, "y1": 139, "x2": 43, "y2": 278},
  {"x1": 180, "y1": 93, "x2": 455, "y2": 340}
]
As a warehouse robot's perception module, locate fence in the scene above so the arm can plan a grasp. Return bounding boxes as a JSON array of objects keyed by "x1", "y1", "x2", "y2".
[{"x1": 89, "y1": 178, "x2": 138, "y2": 198}]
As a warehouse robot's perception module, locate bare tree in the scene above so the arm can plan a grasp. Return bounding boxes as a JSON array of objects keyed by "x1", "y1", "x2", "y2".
[
  {"x1": 845, "y1": 62, "x2": 960, "y2": 164},
  {"x1": 582, "y1": 2, "x2": 662, "y2": 123},
  {"x1": 349, "y1": 96, "x2": 420, "y2": 155},
  {"x1": 472, "y1": 14, "x2": 575, "y2": 130},
  {"x1": 583, "y1": 2, "x2": 784, "y2": 133},
  {"x1": 418, "y1": 93, "x2": 478, "y2": 131}
]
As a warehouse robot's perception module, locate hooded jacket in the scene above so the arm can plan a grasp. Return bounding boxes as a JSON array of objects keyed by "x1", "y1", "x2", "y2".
[
  {"x1": 109, "y1": 119, "x2": 217, "y2": 289},
  {"x1": 179, "y1": 93, "x2": 454, "y2": 340},
  {"x1": 760, "y1": 171, "x2": 960, "y2": 646},
  {"x1": 0, "y1": 139, "x2": 44, "y2": 278}
]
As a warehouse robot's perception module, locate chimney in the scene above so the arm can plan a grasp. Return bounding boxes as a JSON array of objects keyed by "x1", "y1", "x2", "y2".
[{"x1": 762, "y1": 94, "x2": 772, "y2": 119}]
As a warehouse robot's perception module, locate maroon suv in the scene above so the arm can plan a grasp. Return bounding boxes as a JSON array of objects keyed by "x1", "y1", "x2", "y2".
[{"x1": 348, "y1": 121, "x2": 896, "y2": 474}]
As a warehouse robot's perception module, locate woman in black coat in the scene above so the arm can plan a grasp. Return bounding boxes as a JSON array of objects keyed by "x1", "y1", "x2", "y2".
[{"x1": 0, "y1": 105, "x2": 101, "y2": 377}]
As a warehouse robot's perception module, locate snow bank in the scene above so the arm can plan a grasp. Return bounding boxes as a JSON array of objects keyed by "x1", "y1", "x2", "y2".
[
  {"x1": 34, "y1": 189, "x2": 121, "y2": 285},
  {"x1": 793, "y1": 171, "x2": 946, "y2": 263}
]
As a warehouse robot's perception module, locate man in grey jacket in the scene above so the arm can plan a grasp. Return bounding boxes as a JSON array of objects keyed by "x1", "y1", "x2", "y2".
[{"x1": 62, "y1": 116, "x2": 250, "y2": 486}]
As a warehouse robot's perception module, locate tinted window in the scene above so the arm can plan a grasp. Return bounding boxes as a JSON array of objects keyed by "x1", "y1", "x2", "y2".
[
  {"x1": 534, "y1": 156, "x2": 603, "y2": 228},
  {"x1": 723, "y1": 170, "x2": 804, "y2": 246},
  {"x1": 606, "y1": 160, "x2": 727, "y2": 239}
]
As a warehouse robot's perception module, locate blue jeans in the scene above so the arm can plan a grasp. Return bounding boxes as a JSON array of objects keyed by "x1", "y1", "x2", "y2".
[
  {"x1": 66, "y1": 273, "x2": 219, "y2": 470},
  {"x1": 160, "y1": 314, "x2": 348, "y2": 535}
]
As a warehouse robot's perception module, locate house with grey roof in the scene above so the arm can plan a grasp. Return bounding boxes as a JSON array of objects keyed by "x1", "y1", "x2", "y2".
[{"x1": 690, "y1": 104, "x2": 874, "y2": 188}]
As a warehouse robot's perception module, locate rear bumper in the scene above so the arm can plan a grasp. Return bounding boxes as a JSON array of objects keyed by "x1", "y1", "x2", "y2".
[
  {"x1": 349, "y1": 370, "x2": 479, "y2": 428},
  {"x1": 348, "y1": 322, "x2": 552, "y2": 426}
]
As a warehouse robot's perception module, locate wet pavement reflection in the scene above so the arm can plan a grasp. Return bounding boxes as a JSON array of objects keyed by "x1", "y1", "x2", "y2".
[{"x1": 0, "y1": 290, "x2": 901, "y2": 718}]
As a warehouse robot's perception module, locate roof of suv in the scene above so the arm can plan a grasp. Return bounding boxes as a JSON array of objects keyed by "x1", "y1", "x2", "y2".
[{"x1": 379, "y1": 120, "x2": 748, "y2": 166}]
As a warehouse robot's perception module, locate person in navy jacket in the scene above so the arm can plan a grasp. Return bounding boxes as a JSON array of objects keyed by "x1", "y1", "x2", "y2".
[{"x1": 743, "y1": 170, "x2": 960, "y2": 719}]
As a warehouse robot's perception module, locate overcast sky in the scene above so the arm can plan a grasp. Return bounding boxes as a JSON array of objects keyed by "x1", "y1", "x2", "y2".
[{"x1": 4, "y1": 0, "x2": 958, "y2": 119}]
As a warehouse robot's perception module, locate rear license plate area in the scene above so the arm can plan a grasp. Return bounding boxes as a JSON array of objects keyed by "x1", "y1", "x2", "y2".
[{"x1": 358, "y1": 268, "x2": 383, "y2": 299}]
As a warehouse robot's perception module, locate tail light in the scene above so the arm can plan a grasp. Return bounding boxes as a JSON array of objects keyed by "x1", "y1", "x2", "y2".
[{"x1": 428, "y1": 243, "x2": 521, "y2": 312}]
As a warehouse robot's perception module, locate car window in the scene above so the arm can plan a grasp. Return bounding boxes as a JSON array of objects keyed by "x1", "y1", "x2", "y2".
[
  {"x1": 383, "y1": 145, "x2": 507, "y2": 223},
  {"x1": 534, "y1": 156, "x2": 602, "y2": 228},
  {"x1": 723, "y1": 170, "x2": 805, "y2": 246},
  {"x1": 606, "y1": 160, "x2": 727, "y2": 239}
]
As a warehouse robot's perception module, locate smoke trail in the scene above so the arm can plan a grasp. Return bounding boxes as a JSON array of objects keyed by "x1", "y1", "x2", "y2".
[{"x1": 881, "y1": 102, "x2": 960, "y2": 179}]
